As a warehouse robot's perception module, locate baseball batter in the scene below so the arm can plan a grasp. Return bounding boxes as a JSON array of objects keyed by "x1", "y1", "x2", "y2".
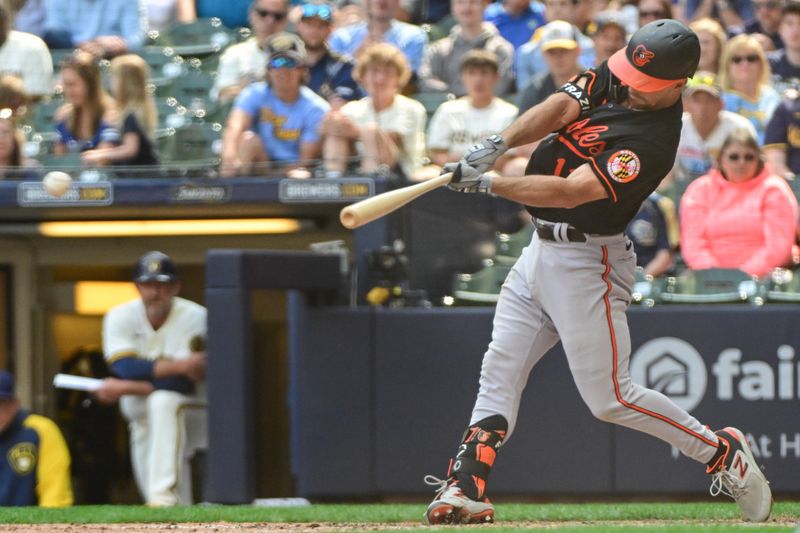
[
  {"x1": 95, "y1": 251, "x2": 207, "y2": 506},
  {"x1": 425, "y1": 20, "x2": 772, "y2": 524}
]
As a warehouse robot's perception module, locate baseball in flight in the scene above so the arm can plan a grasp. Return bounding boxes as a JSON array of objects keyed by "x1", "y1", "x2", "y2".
[{"x1": 42, "y1": 171, "x2": 73, "y2": 197}]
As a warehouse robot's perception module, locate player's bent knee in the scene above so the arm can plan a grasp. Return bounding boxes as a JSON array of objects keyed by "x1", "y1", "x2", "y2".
[
  {"x1": 587, "y1": 402, "x2": 626, "y2": 423},
  {"x1": 146, "y1": 389, "x2": 184, "y2": 413}
]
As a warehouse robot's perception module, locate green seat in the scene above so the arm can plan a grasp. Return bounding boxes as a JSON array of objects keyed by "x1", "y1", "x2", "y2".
[
  {"x1": 786, "y1": 176, "x2": 800, "y2": 204},
  {"x1": 451, "y1": 262, "x2": 511, "y2": 305},
  {"x1": 50, "y1": 49, "x2": 76, "y2": 70},
  {"x1": 20, "y1": 99, "x2": 63, "y2": 142},
  {"x1": 152, "y1": 18, "x2": 235, "y2": 56},
  {"x1": 413, "y1": 92, "x2": 452, "y2": 117},
  {"x1": 140, "y1": 46, "x2": 185, "y2": 88},
  {"x1": 764, "y1": 268, "x2": 800, "y2": 302},
  {"x1": 171, "y1": 70, "x2": 216, "y2": 111},
  {"x1": 631, "y1": 267, "x2": 668, "y2": 306},
  {"x1": 659, "y1": 268, "x2": 756, "y2": 304},
  {"x1": 494, "y1": 223, "x2": 534, "y2": 265},
  {"x1": 159, "y1": 123, "x2": 222, "y2": 164}
]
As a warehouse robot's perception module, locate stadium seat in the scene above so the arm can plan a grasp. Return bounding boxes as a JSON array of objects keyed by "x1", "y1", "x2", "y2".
[
  {"x1": 159, "y1": 123, "x2": 222, "y2": 165},
  {"x1": 413, "y1": 92, "x2": 452, "y2": 117},
  {"x1": 20, "y1": 99, "x2": 63, "y2": 141},
  {"x1": 152, "y1": 18, "x2": 235, "y2": 57},
  {"x1": 171, "y1": 70, "x2": 216, "y2": 113},
  {"x1": 451, "y1": 261, "x2": 510, "y2": 305},
  {"x1": 494, "y1": 223, "x2": 533, "y2": 265},
  {"x1": 140, "y1": 47, "x2": 185, "y2": 91},
  {"x1": 764, "y1": 268, "x2": 800, "y2": 302},
  {"x1": 659, "y1": 268, "x2": 757, "y2": 304},
  {"x1": 49, "y1": 49, "x2": 75, "y2": 70},
  {"x1": 786, "y1": 176, "x2": 800, "y2": 204}
]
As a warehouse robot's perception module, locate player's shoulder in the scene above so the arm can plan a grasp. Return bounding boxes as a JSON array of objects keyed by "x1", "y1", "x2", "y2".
[
  {"x1": 172, "y1": 297, "x2": 207, "y2": 317},
  {"x1": 105, "y1": 298, "x2": 143, "y2": 321}
]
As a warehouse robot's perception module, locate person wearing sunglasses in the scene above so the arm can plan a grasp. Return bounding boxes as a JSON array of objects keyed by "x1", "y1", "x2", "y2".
[
  {"x1": 295, "y1": 3, "x2": 364, "y2": 106},
  {"x1": 767, "y1": 1, "x2": 800, "y2": 95},
  {"x1": 221, "y1": 32, "x2": 330, "y2": 177},
  {"x1": 636, "y1": 0, "x2": 671, "y2": 28},
  {"x1": 212, "y1": 0, "x2": 290, "y2": 103},
  {"x1": 673, "y1": 71, "x2": 756, "y2": 184},
  {"x1": 680, "y1": 128, "x2": 798, "y2": 277},
  {"x1": 719, "y1": 34, "x2": 780, "y2": 144}
]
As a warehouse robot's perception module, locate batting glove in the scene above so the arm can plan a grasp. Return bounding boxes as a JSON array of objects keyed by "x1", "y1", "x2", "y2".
[
  {"x1": 461, "y1": 134, "x2": 507, "y2": 174},
  {"x1": 444, "y1": 162, "x2": 493, "y2": 195}
]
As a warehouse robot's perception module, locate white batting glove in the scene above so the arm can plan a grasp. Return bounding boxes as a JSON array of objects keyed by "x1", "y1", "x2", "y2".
[
  {"x1": 444, "y1": 162, "x2": 493, "y2": 194},
  {"x1": 461, "y1": 134, "x2": 507, "y2": 174}
]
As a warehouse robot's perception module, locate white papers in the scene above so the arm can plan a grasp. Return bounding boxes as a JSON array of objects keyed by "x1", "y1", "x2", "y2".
[{"x1": 53, "y1": 373, "x2": 103, "y2": 391}]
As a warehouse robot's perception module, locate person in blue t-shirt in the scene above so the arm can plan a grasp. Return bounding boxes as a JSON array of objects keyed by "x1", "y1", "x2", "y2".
[
  {"x1": 483, "y1": 0, "x2": 546, "y2": 49},
  {"x1": 221, "y1": 32, "x2": 330, "y2": 177}
]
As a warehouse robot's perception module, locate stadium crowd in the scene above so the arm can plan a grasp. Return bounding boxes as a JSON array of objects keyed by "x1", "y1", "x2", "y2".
[{"x1": 0, "y1": 0, "x2": 799, "y2": 278}]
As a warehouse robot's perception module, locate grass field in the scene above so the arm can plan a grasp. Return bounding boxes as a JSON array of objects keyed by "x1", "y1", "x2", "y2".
[{"x1": 0, "y1": 502, "x2": 797, "y2": 532}]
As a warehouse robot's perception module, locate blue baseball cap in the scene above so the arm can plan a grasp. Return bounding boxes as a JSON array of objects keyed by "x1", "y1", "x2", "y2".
[{"x1": 0, "y1": 371, "x2": 15, "y2": 400}]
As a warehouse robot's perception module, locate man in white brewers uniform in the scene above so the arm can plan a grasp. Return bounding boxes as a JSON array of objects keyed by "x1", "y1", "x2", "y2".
[{"x1": 95, "y1": 251, "x2": 207, "y2": 506}]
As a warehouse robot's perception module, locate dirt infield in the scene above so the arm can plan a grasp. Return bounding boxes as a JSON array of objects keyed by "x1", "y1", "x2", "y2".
[{"x1": 0, "y1": 519, "x2": 796, "y2": 532}]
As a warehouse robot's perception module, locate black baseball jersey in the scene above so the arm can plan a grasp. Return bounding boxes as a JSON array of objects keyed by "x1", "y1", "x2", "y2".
[{"x1": 525, "y1": 61, "x2": 683, "y2": 235}]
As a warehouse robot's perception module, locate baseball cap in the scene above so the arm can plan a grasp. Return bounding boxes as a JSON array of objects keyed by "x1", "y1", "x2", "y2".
[
  {"x1": 265, "y1": 32, "x2": 307, "y2": 65},
  {"x1": 539, "y1": 20, "x2": 579, "y2": 52},
  {"x1": 300, "y1": 3, "x2": 333, "y2": 22},
  {"x1": 685, "y1": 71, "x2": 721, "y2": 98},
  {"x1": 0, "y1": 371, "x2": 15, "y2": 400},
  {"x1": 608, "y1": 19, "x2": 700, "y2": 93},
  {"x1": 133, "y1": 251, "x2": 179, "y2": 283}
]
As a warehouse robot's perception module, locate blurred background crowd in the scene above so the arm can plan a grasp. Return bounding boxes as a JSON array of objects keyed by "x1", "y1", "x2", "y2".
[{"x1": 1, "y1": 0, "x2": 800, "y2": 278}]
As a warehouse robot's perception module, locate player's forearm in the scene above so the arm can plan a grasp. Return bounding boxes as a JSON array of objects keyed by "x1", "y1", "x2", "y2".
[
  {"x1": 153, "y1": 358, "x2": 190, "y2": 379},
  {"x1": 644, "y1": 249, "x2": 674, "y2": 278},
  {"x1": 501, "y1": 93, "x2": 577, "y2": 148},
  {"x1": 491, "y1": 174, "x2": 591, "y2": 209}
]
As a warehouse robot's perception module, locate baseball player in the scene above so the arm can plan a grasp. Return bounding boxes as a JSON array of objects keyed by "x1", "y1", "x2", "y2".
[
  {"x1": 94, "y1": 251, "x2": 207, "y2": 506},
  {"x1": 425, "y1": 20, "x2": 772, "y2": 524}
]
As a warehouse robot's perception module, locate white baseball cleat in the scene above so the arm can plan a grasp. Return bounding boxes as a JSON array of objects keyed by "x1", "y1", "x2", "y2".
[
  {"x1": 708, "y1": 427, "x2": 773, "y2": 522},
  {"x1": 424, "y1": 475, "x2": 495, "y2": 524}
]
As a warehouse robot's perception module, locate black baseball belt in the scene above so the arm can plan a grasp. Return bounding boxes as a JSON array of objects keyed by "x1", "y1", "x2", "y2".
[{"x1": 533, "y1": 220, "x2": 588, "y2": 243}]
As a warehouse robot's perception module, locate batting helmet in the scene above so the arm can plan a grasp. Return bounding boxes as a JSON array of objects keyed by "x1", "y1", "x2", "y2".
[{"x1": 608, "y1": 19, "x2": 700, "y2": 93}]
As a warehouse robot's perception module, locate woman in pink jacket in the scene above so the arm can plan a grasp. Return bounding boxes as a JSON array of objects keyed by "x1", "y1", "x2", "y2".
[{"x1": 680, "y1": 129, "x2": 799, "y2": 278}]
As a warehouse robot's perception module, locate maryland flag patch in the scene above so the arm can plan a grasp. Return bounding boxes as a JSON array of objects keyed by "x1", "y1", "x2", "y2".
[{"x1": 607, "y1": 150, "x2": 641, "y2": 183}]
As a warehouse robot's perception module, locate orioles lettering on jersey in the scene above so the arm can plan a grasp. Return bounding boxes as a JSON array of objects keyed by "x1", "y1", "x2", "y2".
[{"x1": 564, "y1": 118, "x2": 608, "y2": 156}]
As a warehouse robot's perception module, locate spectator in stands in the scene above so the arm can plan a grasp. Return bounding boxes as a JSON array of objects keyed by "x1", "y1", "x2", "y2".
[
  {"x1": 320, "y1": 43, "x2": 426, "y2": 179},
  {"x1": 746, "y1": 0, "x2": 785, "y2": 51},
  {"x1": 674, "y1": 71, "x2": 756, "y2": 184},
  {"x1": 142, "y1": 0, "x2": 197, "y2": 33},
  {"x1": 53, "y1": 51, "x2": 119, "y2": 156},
  {"x1": 329, "y1": 0, "x2": 428, "y2": 78},
  {"x1": 589, "y1": 11, "x2": 627, "y2": 66},
  {"x1": 0, "y1": 2, "x2": 52, "y2": 99},
  {"x1": 95, "y1": 251, "x2": 207, "y2": 507},
  {"x1": 423, "y1": 50, "x2": 517, "y2": 175},
  {"x1": 680, "y1": 129, "x2": 798, "y2": 277},
  {"x1": 81, "y1": 55, "x2": 159, "y2": 170},
  {"x1": 636, "y1": 0, "x2": 672, "y2": 28},
  {"x1": 685, "y1": 0, "x2": 753, "y2": 33},
  {"x1": 690, "y1": 17, "x2": 727, "y2": 75},
  {"x1": 295, "y1": 3, "x2": 364, "y2": 105},
  {"x1": 10, "y1": 0, "x2": 46, "y2": 38},
  {"x1": 0, "y1": 75, "x2": 28, "y2": 116},
  {"x1": 0, "y1": 108, "x2": 34, "y2": 179},
  {"x1": 42, "y1": 0, "x2": 146, "y2": 57},
  {"x1": 483, "y1": 0, "x2": 546, "y2": 50},
  {"x1": 514, "y1": 0, "x2": 595, "y2": 90},
  {"x1": 0, "y1": 370, "x2": 73, "y2": 507},
  {"x1": 221, "y1": 32, "x2": 329, "y2": 177},
  {"x1": 419, "y1": 0, "x2": 514, "y2": 96},
  {"x1": 626, "y1": 192, "x2": 678, "y2": 278},
  {"x1": 764, "y1": 89, "x2": 800, "y2": 176},
  {"x1": 719, "y1": 34, "x2": 781, "y2": 144},
  {"x1": 518, "y1": 20, "x2": 583, "y2": 112},
  {"x1": 768, "y1": 1, "x2": 800, "y2": 94},
  {"x1": 212, "y1": 0, "x2": 289, "y2": 103},
  {"x1": 192, "y1": 0, "x2": 251, "y2": 29}
]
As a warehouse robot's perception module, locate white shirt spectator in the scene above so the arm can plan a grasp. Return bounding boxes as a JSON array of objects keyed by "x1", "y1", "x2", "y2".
[
  {"x1": 427, "y1": 96, "x2": 518, "y2": 155},
  {"x1": 341, "y1": 94, "x2": 427, "y2": 177},
  {"x1": 212, "y1": 37, "x2": 269, "y2": 101},
  {"x1": 0, "y1": 30, "x2": 53, "y2": 96}
]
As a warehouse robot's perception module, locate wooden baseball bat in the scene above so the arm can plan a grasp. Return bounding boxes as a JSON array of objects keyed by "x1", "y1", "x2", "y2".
[{"x1": 339, "y1": 172, "x2": 453, "y2": 229}]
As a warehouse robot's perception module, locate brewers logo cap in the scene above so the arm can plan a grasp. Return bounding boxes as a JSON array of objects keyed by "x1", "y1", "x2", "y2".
[
  {"x1": 608, "y1": 19, "x2": 700, "y2": 93},
  {"x1": 134, "y1": 251, "x2": 179, "y2": 283},
  {"x1": 538, "y1": 20, "x2": 579, "y2": 52}
]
